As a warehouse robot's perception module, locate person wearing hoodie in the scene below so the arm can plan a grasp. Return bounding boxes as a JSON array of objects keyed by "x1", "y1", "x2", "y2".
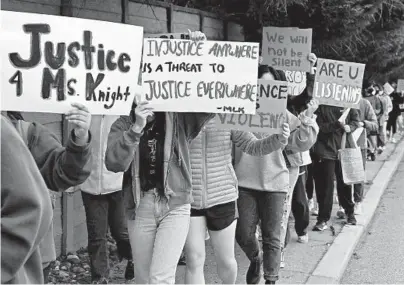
[
  {"x1": 3, "y1": 103, "x2": 92, "y2": 283},
  {"x1": 234, "y1": 64, "x2": 319, "y2": 284},
  {"x1": 78, "y1": 115, "x2": 134, "y2": 284},
  {"x1": 344, "y1": 98, "x2": 378, "y2": 216},
  {"x1": 184, "y1": 105, "x2": 291, "y2": 283},
  {"x1": 105, "y1": 29, "x2": 215, "y2": 285},
  {"x1": 1, "y1": 115, "x2": 53, "y2": 284},
  {"x1": 363, "y1": 83, "x2": 382, "y2": 158},
  {"x1": 387, "y1": 87, "x2": 404, "y2": 143},
  {"x1": 312, "y1": 102, "x2": 360, "y2": 231}
]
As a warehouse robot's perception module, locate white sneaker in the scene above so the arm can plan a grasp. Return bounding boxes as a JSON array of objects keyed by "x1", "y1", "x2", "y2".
[
  {"x1": 311, "y1": 204, "x2": 319, "y2": 216},
  {"x1": 336, "y1": 207, "x2": 346, "y2": 219},
  {"x1": 308, "y1": 199, "x2": 314, "y2": 211},
  {"x1": 392, "y1": 138, "x2": 397, "y2": 143},
  {"x1": 297, "y1": 234, "x2": 309, "y2": 243},
  {"x1": 354, "y1": 202, "x2": 363, "y2": 215}
]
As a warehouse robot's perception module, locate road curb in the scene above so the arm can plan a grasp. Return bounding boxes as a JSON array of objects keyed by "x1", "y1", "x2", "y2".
[{"x1": 306, "y1": 136, "x2": 404, "y2": 284}]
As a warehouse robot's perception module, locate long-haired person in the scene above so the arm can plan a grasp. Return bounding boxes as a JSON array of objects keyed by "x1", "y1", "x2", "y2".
[
  {"x1": 105, "y1": 30, "x2": 216, "y2": 284},
  {"x1": 184, "y1": 105, "x2": 291, "y2": 283},
  {"x1": 235, "y1": 63, "x2": 319, "y2": 284}
]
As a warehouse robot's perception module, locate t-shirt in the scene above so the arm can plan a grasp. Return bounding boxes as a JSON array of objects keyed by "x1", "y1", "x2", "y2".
[{"x1": 139, "y1": 114, "x2": 165, "y2": 194}]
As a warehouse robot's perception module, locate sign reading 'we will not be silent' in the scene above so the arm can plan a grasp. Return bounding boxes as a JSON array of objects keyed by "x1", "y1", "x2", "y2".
[
  {"x1": 1, "y1": 11, "x2": 143, "y2": 115},
  {"x1": 215, "y1": 80, "x2": 288, "y2": 134},
  {"x1": 261, "y1": 27, "x2": 313, "y2": 72},
  {"x1": 141, "y1": 38, "x2": 260, "y2": 114},
  {"x1": 313, "y1": 59, "x2": 365, "y2": 109}
]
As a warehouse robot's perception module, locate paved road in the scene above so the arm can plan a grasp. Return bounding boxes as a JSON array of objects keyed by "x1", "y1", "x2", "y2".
[{"x1": 341, "y1": 156, "x2": 404, "y2": 284}]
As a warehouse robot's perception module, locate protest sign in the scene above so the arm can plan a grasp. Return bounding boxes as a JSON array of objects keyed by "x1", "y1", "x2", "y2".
[
  {"x1": 1, "y1": 11, "x2": 143, "y2": 115},
  {"x1": 215, "y1": 80, "x2": 287, "y2": 133},
  {"x1": 261, "y1": 27, "x2": 312, "y2": 72},
  {"x1": 313, "y1": 59, "x2": 365, "y2": 108},
  {"x1": 383, "y1": 82, "x2": 395, "y2": 95},
  {"x1": 397, "y1": 79, "x2": 404, "y2": 93},
  {"x1": 285, "y1": 70, "x2": 307, "y2": 96},
  {"x1": 141, "y1": 38, "x2": 260, "y2": 114},
  {"x1": 144, "y1": 33, "x2": 190, "y2": 39}
]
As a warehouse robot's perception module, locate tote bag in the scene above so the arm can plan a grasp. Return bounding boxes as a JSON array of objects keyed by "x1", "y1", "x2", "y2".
[{"x1": 338, "y1": 132, "x2": 365, "y2": 185}]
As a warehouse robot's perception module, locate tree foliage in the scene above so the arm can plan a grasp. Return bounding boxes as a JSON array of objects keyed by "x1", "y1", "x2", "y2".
[{"x1": 168, "y1": 0, "x2": 404, "y2": 84}]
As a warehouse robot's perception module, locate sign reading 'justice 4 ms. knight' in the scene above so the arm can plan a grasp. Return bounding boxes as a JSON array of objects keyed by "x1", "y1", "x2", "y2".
[{"x1": 1, "y1": 11, "x2": 143, "y2": 115}]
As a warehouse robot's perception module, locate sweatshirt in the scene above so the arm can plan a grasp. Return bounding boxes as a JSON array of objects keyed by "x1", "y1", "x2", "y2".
[
  {"x1": 234, "y1": 111, "x2": 318, "y2": 192},
  {"x1": 1, "y1": 116, "x2": 53, "y2": 284}
]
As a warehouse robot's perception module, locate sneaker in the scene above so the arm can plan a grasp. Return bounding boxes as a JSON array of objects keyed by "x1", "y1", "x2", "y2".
[
  {"x1": 246, "y1": 252, "x2": 262, "y2": 284},
  {"x1": 125, "y1": 260, "x2": 135, "y2": 280},
  {"x1": 354, "y1": 202, "x2": 363, "y2": 215},
  {"x1": 336, "y1": 207, "x2": 346, "y2": 219},
  {"x1": 312, "y1": 221, "x2": 328, "y2": 231},
  {"x1": 308, "y1": 199, "x2": 314, "y2": 212},
  {"x1": 297, "y1": 233, "x2": 309, "y2": 243},
  {"x1": 92, "y1": 278, "x2": 109, "y2": 284},
  {"x1": 347, "y1": 213, "x2": 357, "y2": 225},
  {"x1": 392, "y1": 138, "x2": 397, "y2": 143},
  {"x1": 279, "y1": 251, "x2": 285, "y2": 269}
]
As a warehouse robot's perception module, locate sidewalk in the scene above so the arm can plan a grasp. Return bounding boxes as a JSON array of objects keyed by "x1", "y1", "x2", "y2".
[{"x1": 173, "y1": 134, "x2": 404, "y2": 284}]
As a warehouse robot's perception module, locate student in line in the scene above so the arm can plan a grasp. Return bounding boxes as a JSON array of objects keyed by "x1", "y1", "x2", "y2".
[
  {"x1": 3, "y1": 103, "x2": 93, "y2": 283},
  {"x1": 184, "y1": 102, "x2": 291, "y2": 283},
  {"x1": 79, "y1": 115, "x2": 134, "y2": 284},
  {"x1": 235, "y1": 63, "x2": 319, "y2": 284},
  {"x1": 312, "y1": 104, "x2": 360, "y2": 230},
  {"x1": 105, "y1": 30, "x2": 214, "y2": 285},
  {"x1": 1, "y1": 116, "x2": 54, "y2": 284}
]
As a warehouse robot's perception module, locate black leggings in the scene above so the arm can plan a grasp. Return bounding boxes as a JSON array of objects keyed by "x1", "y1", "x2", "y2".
[{"x1": 387, "y1": 113, "x2": 399, "y2": 134}]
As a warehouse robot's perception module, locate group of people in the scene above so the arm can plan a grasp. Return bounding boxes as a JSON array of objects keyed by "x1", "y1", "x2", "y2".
[{"x1": 2, "y1": 29, "x2": 404, "y2": 285}]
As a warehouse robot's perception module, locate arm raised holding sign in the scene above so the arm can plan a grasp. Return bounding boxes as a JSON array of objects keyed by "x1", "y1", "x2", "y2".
[{"x1": 231, "y1": 123, "x2": 290, "y2": 156}]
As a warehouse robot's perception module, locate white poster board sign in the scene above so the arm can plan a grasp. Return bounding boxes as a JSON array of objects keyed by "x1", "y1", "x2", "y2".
[
  {"x1": 384, "y1": 82, "x2": 395, "y2": 95},
  {"x1": 141, "y1": 38, "x2": 260, "y2": 114},
  {"x1": 261, "y1": 27, "x2": 312, "y2": 72},
  {"x1": 215, "y1": 80, "x2": 287, "y2": 133},
  {"x1": 1, "y1": 11, "x2": 144, "y2": 115},
  {"x1": 313, "y1": 59, "x2": 365, "y2": 109},
  {"x1": 285, "y1": 70, "x2": 306, "y2": 96}
]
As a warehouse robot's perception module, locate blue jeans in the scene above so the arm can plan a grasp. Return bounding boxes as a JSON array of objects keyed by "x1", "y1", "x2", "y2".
[
  {"x1": 81, "y1": 191, "x2": 132, "y2": 281},
  {"x1": 236, "y1": 188, "x2": 286, "y2": 282},
  {"x1": 128, "y1": 190, "x2": 191, "y2": 284}
]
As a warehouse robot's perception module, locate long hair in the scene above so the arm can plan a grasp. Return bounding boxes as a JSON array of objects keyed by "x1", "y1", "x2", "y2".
[{"x1": 258, "y1": 65, "x2": 286, "y2": 81}]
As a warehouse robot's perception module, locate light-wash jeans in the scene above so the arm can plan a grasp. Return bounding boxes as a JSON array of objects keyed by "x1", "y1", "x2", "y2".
[
  {"x1": 128, "y1": 190, "x2": 191, "y2": 284},
  {"x1": 280, "y1": 166, "x2": 300, "y2": 250}
]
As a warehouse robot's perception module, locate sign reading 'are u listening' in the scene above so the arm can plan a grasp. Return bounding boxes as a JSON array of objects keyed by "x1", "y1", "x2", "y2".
[{"x1": 1, "y1": 11, "x2": 143, "y2": 115}]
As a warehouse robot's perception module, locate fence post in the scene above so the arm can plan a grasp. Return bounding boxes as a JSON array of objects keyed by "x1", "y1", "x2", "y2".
[
  {"x1": 199, "y1": 12, "x2": 204, "y2": 33},
  {"x1": 121, "y1": 0, "x2": 129, "y2": 23},
  {"x1": 60, "y1": 0, "x2": 75, "y2": 256},
  {"x1": 167, "y1": 4, "x2": 174, "y2": 33}
]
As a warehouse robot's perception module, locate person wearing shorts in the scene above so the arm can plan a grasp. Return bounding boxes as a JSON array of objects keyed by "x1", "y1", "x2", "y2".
[{"x1": 184, "y1": 119, "x2": 290, "y2": 284}]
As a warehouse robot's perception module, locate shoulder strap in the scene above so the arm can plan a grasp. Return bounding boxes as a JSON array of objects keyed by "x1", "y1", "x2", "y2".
[{"x1": 15, "y1": 120, "x2": 31, "y2": 147}]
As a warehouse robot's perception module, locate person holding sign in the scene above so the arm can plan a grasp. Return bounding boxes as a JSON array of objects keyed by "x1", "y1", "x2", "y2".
[
  {"x1": 235, "y1": 65, "x2": 319, "y2": 284},
  {"x1": 311, "y1": 104, "x2": 360, "y2": 231},
  {"x1": 2, "y1": 104, "x2": 93, "y2": 283},
  {"x1": 105, "y1": 30, "x2": 214, "y2": 285},
  {"x1": 184, "y1": 105, "x2": 291, "y2": 284},
  {"x1": 1, "y1": 116, "x2": 53, "y2": 284}
]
